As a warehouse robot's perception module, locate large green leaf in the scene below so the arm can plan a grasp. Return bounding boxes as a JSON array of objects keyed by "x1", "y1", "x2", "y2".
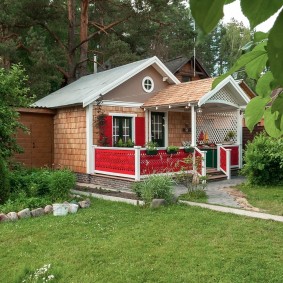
[
  {"x1": 245, "y1": 52, "x2": 268, "y2": 79},
  {"x1": 245, "y1": 96, "x2": 270, "y2": 132},
  {"x1": 254, "y1": 32, "x2": 268, "y2": 43},
  {"x1": 271, "y1": 92, "x2": 283, "y2": 114},
  {"x1": 212, "y1": 50, "x2": 266, "y2": 88},
  {"x1": 256, "y1": 71, "x2": 274, "y2": 98},
  {"x1": 268, "y1": 10, "x2": 283, "y2": 86},
  {"x1": 241, "y1": 0, "x2": 283, "y2": 29},
  {"x1": 190, "y1": 0, "x2": 226, "y2": 34},
  {"x1": 264, "y1": 108, "x2": 283, "y2": 137}
]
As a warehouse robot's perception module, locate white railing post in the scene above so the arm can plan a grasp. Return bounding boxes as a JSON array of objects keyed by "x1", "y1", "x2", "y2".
[
  {"x1": 217, "y1": 144, "x2": 221, "y2": 171},
  {"x1": 226, "y1": 149, "x2": 231, "y2": 180},
  {"x1": 201, "y1": 150, "x2": 207, "y2": 177},
  {"x1": 134, "y1": 146, "x2": 141, "y2": 181}
]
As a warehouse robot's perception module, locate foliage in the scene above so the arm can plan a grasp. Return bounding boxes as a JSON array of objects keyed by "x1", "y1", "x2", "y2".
[
  {"x1": 179, "y1": 189, "x2": 207, "y2": 203},
  {"x1": 189, "y1": 0, "x2": 283, "y2": 137},
  {"x1": 132, "y1": 175, "x2": 174, "y2": 205},
  {"x1": 166, "y1": 145, "x2": 179, "y2": 153},
  {"x1": 145, "y1": 141, "x2": 158, "y2": 150},
  {"x1": 0, "y1": 199, "x2": 283, "y2": 282},
  {"x1": 115, "y1": 138, "x2": 135, "y2": 147},
  {"x1": 241, "y1": 132, "x2": 283, "y2": 185},
  {"x1": 235, "y1": 183, "x2": 283, "y2": 216},
  {"x1": 49, "y1": 169, "x2": 76, "y2": 201},
  {"x1": 18, "y1": 263, "x2": 56, "y2": 283},
  {"x1": 0, "y1": 157, "x2": 10, "y2": 204},
  {"x1": 0, "y1": 65, "x2": 31, "y2": 160}
]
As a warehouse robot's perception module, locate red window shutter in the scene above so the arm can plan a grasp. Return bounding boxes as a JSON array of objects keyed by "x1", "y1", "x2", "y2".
[
  {"x1": 135, "y1": 117, "x2": 145, "y2": 146},
  {"x1": 103, "y1": 115, "x2": 113, "y2": 146}
]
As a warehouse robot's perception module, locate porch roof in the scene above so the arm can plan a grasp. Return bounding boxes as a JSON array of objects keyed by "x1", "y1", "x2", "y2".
[{"x1": 142, "y1": 77, "x2": 214, "y2": 108}]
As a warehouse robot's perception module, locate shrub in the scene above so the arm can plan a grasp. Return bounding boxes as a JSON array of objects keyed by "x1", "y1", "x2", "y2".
[
  {"x1": 242, "y1": 132, "x2": 283, "y2": 185},
  {"x1": 133, "y1": 175, "x2": 174, "y2": 205},
  {"x1": 49, "y1": 169, "x2": 76, "y2": 201},
  {"x1": 0, "y1": 157, "x2": 10, "y2": 204}
]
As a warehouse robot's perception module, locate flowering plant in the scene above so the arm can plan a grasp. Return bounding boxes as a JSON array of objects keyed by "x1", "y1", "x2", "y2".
[{"x1": 21, "y1": 264, "x2": 55, "y2": 283}]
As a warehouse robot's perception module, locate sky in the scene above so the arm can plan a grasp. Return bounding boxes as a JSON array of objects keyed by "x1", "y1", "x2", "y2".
[{"x1": 223, "y1": 0, "x2": 278, "y2": 32}]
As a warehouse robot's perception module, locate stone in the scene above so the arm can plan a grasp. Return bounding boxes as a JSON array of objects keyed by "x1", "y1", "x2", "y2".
[
  {"x1": 7, "y1": 212, "x2": 18, "y2": 221},
  {"x1": 31, "y1": 208, "x2": 45, "y2": 217},
  {"x1": 0, "y1": 213, "x2": 9, "y2": 222},
  {"x1": 44, "y1": 205, "x2": 53, "y2": 214},
  {"x1": 150, "y1": 198, "x2": 166, "y2": 209},
  {"x1": 78, "y1": 198, "x2": 91, "y2": 208},
  {"x1": 17, "y1": 208, "x2": 31, "y2": 219}
]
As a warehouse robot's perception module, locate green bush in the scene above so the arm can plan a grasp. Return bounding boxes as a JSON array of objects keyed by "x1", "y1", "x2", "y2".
[
  {"x1": 49, "y1": 169, "x2": 76, "y2": 201},
  {"x1": 242, "y1": 132, "x2": 283, "y2": 185},
  {"x1": 133, "y1": 175, "x2": 174, "y2": 205},
  {"x1": 0, "y1": 157, "x2": 10, "y2": 204}
]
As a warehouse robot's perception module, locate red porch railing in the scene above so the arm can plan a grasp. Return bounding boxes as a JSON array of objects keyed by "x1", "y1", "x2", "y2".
[
  {"x1": 93, "y1": 146, "x2": 206, "y2": 180},
  {"x1": 140, "y1": 149, "x2": 193, "y2": 176}
]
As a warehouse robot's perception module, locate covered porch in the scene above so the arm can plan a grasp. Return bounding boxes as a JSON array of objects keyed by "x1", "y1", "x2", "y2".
[{"x1": 90, "y1": 76, "x2": 249, "y2": 181}]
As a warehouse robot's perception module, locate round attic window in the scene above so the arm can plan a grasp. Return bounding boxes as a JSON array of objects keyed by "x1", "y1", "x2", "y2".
[{"x1": 142, "y1": 76, "x2": 154, "y2": 93}]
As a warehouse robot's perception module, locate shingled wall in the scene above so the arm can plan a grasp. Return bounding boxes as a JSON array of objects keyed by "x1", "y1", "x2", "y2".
[
  {"x1": 54, "y1": 106, "x2": 86, "y2": 173},
  {"x1": 168, "y1": 111, "x2": 191, "y2": 146}
]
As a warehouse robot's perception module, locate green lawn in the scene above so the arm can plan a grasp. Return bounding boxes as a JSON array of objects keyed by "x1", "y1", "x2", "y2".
[
  {"x1": 236, "y1": 183, "x2": 283, "y2": 216},
  {"x1": 0, "y1": 199, "x2": 283, "y2": 283}
]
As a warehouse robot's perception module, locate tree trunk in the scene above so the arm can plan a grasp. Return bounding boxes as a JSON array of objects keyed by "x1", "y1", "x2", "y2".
[
  {"x1": 77, "y1": 0, "x2": 89, "y2": 78},
  {"x1": 67, "y1": 0, "x2": 76, "y2": 83}
]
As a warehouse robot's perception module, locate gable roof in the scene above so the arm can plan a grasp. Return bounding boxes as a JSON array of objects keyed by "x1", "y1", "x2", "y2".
[
  {"x1": 34, "y1": 56, "x2": 180, "y2": 109},
  {"x1": 142, "y1": 76, "x2": 250, "y2": 109},
  {"x1": 164, "y1": 55, "x2": 210, "y2": 78}
]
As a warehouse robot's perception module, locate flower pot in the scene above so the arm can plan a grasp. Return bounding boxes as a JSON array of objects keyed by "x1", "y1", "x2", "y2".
[
  {"x1": 53, "y1": 203, "x2": 69, "y2": 216},
  {"x1": 184, "y1": 147, "x2": 194, "y2": 153},
  {"x1": 146, "y1": 149, "x2": 158, "y2": 155}
]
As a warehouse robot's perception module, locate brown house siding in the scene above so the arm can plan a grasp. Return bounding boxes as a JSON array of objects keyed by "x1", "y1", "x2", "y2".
[
  {"x1": 242, "y1": 126, "x2": 264, "y2": 149},
  {"x1": 15, "y1": 108, "x2": 55, "y2": 168},
  {"x1": 168, "y1": 111, "x2": 191, "y2": 146},
  {"x1": 54, "y1": 106, "x2": 86, "y2": 173},
  {"x1": 175, "y1": 63, "x2": 201, "y2": 82}
]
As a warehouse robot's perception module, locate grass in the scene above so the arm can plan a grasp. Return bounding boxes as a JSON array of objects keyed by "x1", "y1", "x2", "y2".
[
  {"x1": 178, "y1": 189, "x2": 208, "y2": 203},
  {"x1": 235, "y1": 183, "x2": 283, "y2": 216},
  {"x1": 0, "y1": 199, "x2": 283, "y2": 283}
]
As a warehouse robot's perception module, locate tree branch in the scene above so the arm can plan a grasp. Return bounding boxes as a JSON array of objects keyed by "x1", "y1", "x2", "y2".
[
  {"x1": 39, "y1": 22, "x2": 68, "y2": 51},
  {"x1": 71, "y1": 16, "x2": 131, "y2": 53},
  {"x1": 55, "y1": 65, "x2": 69, "y2": 79}
]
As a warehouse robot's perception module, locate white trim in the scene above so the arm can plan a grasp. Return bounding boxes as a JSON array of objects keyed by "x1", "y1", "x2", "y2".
[
  {"x1": 109, "y1": 113, "x2": 137, "y2": 117},
  {"x1": 204, "y1": 100, "x2": 240, "y2": 109},
  {"x1": 83, "y1": 56, "x2": 180, "y2": 107},
  {"x1": 101, "y1": 100, "x2": 143, "y2": 107},
  {"x1": 198, "y1": 76, "x2": 251, "y2": 107},
  {"x1": 142, "y1": 76, "x2": 154, "y2": 93},
  {"x1": 93, "y1": 170, "x2": 136, "y2": 179},
  {"x1": 86, "y1": 104, "x2": 94, "y2": 174},
  {"x1": 134, "y1": 146, "x2": 141, "y2": 181},
  {"x1": 237, "y1": 109, "x2": 243, "y2": 168},
  {"x1": 145, "y1": 110, "x2": 149, "y2": 143},
  {"x1": 191, "y1": 105, "x2": 196, "y2": 147},
  {"x1": 164, "y1": 112, "x2": 168, "y2": 147}
]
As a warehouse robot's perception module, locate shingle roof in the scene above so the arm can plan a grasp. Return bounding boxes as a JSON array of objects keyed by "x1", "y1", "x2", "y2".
[
  {"x1": 142, "y1": 78, "x2": 214, "y2": 108},
  {"x1": 34, "y1": 56, "x2": 179, "y2": 109}
]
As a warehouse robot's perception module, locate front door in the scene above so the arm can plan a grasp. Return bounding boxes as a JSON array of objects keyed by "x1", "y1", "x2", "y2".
[{"x1": 151, "y1": 112, "x2": 165, "y2": 147}]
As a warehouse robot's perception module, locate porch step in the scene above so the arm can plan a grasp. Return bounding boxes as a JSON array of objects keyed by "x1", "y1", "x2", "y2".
[{"x1": 206, "y1": 168, "x2": 227, "y2": 182}]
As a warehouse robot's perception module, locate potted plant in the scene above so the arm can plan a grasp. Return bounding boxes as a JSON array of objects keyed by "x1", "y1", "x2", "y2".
[
  {"x1": 182, "y1": 141, "x2": 194, "y2": 153},
  {"x1": 145, "y1": 141, "x2": 158, "y2": 155},
  {"x1": 116, "y1": 138, "x2": 125, "y2": 147},
  {"x1": 126, "y1": 138, "x2": 135, "y2": 147},
  {"x1": 166, "y1": 145, "x2": 179, "y2": 154},
  {"x1": 223, "y1": 131, "x2": 235, "y2": 144}
]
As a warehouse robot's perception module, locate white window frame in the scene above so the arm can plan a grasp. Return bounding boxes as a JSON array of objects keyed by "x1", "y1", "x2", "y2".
[{"x1": 142, "y1": 76, "x2": 154, "y2": 93}]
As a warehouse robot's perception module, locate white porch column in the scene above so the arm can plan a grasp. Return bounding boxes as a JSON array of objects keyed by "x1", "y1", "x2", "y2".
[
  {"x1": 86, "y1": 104, "x2": 94, "y2": 174},
  {"x1": 134, "y1": 146, "x2": 141, "y2": 181},
  {"x1": 145, "y1": 110, "x2": 149, "y2": 143},
  {"x1": 191, "y1": 105, "x2": 196, "y2": 146},
  {"x1": 237, "y1": 109, "x2": 243, "y2": 168}
]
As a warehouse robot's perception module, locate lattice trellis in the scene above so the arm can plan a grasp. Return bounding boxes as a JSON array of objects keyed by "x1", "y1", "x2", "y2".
[
  {"x1": 209, "y1": 88, "x2": 241, "y2": 106},
  {"x1": 196, "y1": 111, "x2": 238, "y2": 144}
]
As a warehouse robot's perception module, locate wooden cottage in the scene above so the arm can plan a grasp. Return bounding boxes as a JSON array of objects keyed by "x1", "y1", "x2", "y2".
[{"x1": 32, "y1": 56, "x2": 251, "y2": 189}]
